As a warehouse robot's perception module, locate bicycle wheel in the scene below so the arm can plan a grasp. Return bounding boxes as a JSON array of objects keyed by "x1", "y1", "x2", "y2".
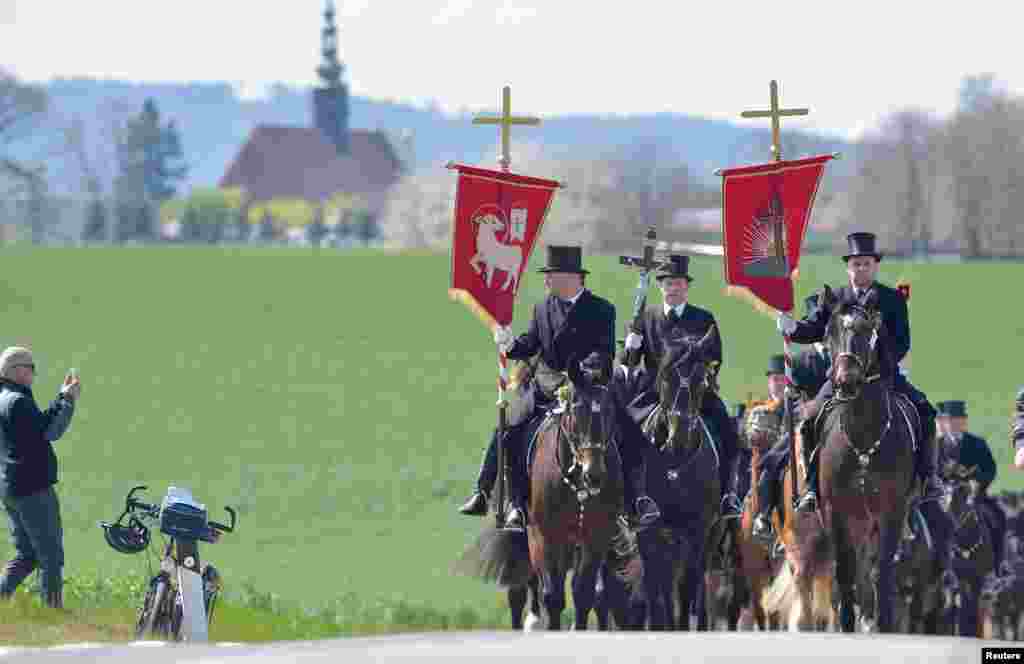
[{"x1": 136, "y1": 574, "x2": 171, "y2": 639}]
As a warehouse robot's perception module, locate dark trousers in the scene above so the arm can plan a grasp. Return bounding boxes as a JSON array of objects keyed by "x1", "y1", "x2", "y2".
[
  {"x1": 0, "y1": 486, "x2": 64, "y2": 606},
  {"x1": 475, "y1": 412, "x2": 547, "y2": 508},
  {"x1": 735, "y1": 448, "x2": 753, "y2": 503},
  {"x1": 755, "y1": 438, "x2": 792, "y2": 515},
  {"x1": 702, "y1": 392, "x2": 740, "y2": 497}
]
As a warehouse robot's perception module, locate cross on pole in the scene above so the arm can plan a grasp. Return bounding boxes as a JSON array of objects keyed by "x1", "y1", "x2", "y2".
[
  {"x1": 740, "y1": 80, "x2": 809, "y2": 266},
  {"x1": 472, "y1": 86, "x2": 541, "y2": 172}
]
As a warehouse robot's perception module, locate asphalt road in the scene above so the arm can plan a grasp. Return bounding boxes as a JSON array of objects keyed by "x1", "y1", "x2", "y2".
[{"x1": 0, "y1": 631, "x2": 1012, "y2": 663}]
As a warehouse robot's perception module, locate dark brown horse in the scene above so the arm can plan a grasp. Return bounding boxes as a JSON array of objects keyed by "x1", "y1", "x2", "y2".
[
  {"x1": 635, "y1": 328, "x2": 721, "y2": 630},
  {"x1": 815, "y1": 285, "x2": 917, "y2": 633},
  {"x1": 943, "y1": 465, "x2": 996, "y2": 637},
  {"x1": 527, "y1": 354, "x2": 624, "y2": 631}
]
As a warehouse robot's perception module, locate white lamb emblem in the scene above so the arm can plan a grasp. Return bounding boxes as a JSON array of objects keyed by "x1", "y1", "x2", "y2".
[{"x1": 469, "y1": 212, "x2": 523, "y2": 291}]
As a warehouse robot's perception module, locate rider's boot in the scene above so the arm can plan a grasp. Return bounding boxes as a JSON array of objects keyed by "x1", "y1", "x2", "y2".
[
  {"x1": 916, "y1": 408, "x2": 944, "y2": 500},
  {"x1": 631, "y1": 462, "x2": 661, "y2": 529},
  {"x1": 459, "y1": 430, "x2": 498, "y2": 516},
  {"x1": 795, "y1": 418, "x2": 819, "y2": 513},
  {"x1": 752, "y1": 463, "x2": 779, "y2": 544}
]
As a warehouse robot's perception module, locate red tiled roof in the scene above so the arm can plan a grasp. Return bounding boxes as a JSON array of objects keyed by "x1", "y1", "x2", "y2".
[{"x1": 218, "y1": 125, "x2": 401, "y2": 211}]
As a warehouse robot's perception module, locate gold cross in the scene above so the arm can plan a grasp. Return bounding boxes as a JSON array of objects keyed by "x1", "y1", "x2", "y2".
[
  {"x1": 472, "y1": 86, "x2": 541, "y2": 172},
  {"x1": 740, "y1": 80, "x2": 809, "y2": 163}
]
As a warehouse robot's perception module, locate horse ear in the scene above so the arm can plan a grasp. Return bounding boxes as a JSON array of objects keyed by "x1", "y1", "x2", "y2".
[
  {"x1": 821, "y1": 284, "x2": 836, "y2": 310},
  {"x1": 696, "y1": 324, "x2": 717, "y2": 357}
]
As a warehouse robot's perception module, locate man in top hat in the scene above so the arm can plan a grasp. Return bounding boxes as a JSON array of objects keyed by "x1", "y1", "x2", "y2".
[
  {"x1": 618, "y1": 254, "x2": 741, "y2": 524},
  {"x1": 751, "y1": 308, "x2": 834, "y2": 542},
  {"x1": 776, "y1": 231, "x2": 943, "y2": 513},
  {"x1": 936, "y1": 399, "x2": 1005, "y2": 562},
  {"x1": 458, "y1": 245, "x2": 616, "y2": 529}
]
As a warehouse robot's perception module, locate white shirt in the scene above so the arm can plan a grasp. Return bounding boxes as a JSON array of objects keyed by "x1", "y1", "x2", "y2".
[{"x1": 663, "y1": 302, "x2": 687, "y2": 318}]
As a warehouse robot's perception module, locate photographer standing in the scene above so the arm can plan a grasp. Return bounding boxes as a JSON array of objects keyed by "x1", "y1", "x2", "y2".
[{"x1": 0, "y1": 347, "x2": 80, "y2": 608}]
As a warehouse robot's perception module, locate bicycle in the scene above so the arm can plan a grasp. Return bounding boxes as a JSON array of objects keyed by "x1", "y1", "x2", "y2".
[{"x1": 99, "y1": 485, "x2": 237, "y2": 642}]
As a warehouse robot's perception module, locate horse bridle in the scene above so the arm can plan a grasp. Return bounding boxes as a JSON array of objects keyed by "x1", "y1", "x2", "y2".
[
  {"x1": 946, "y1": 479, "x2": 987, "y2": 560},
  {"x1": 829, "y1": 305, "x2": 881, "y2": 400},
  {"x1": 655, "y1": 358, "x2": 708, "y2": 449},
  {"x1": 556, "y1": 385, "x2": 617, "y2": 500}
]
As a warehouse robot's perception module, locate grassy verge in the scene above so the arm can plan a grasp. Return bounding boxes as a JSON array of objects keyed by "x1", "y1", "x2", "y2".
[{"x1": 0, "y1": 572, "x2": 517, "y2": 646}]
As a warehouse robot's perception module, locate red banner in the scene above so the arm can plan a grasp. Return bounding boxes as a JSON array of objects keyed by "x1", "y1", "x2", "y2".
[
  {"x1": 448, "y1": 164, "x2": 560, "y2": 328},
  {"x1": 719, "y1": 154, "x2": 834, "y2": 312}
]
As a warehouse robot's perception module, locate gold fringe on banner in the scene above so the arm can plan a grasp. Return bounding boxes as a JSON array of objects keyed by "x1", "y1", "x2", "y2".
[
  {"x1": 721, "y1": 268, "x2": 802, "y2": 316},
  {"x1": 448, "y1": 288, "x2": 498, "y2": 331}
]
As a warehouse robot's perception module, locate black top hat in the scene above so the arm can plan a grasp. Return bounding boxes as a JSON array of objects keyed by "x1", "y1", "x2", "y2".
[
  {"x1": 655, "y1": 255, "x2": 694, "y2": 282},
  {"x1": 842, "y1": 232, "x2": 883, "y2": 262},
  {"x1": 766, "y1": 354, "x2": 786, "y2": 376},
  {"x1": 537, "y1": 245, "x2": 589, "y2": 274},
  {"x1": 937, "y1": 400, "x2": 967, "y2": 418}
]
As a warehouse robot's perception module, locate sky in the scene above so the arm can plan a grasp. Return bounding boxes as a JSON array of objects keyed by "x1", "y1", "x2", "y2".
[{"x1": 1, "y1": 0, "x2": 1021, "y2": 140}]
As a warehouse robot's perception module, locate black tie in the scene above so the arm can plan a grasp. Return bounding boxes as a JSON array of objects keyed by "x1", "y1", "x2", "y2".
[{"x1": 668, "y1": 309, "x2": 680, "y2": 323}]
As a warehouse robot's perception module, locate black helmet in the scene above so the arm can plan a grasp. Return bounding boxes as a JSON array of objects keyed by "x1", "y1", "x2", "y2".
[{"x1": 101, "y1": 516, "x2": 151, "y2": 554}]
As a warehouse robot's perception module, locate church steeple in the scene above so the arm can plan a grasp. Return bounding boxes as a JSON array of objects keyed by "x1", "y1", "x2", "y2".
[{"x1": 313, "y1": 0, "x2": 350, "y2": 154}]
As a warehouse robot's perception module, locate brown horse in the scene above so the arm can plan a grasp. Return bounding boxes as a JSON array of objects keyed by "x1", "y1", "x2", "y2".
[
  {"x1": 736, "y1": 401, "x2": 785, "y2": 631},
  {"x1": 527, "y1": 354, "x2": 624, "y2": 631},
  {"x1": 762, "y1": 426, "x2": 835, "y2": 632},
  {"x1": 815, "y1": 285, "x2": 917, "y2": 633}
]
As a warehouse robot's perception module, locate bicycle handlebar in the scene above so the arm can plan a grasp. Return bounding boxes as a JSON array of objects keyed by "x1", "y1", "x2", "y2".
[{"x1": 117, "y1": 486, "x2": 238, "y2": 535}]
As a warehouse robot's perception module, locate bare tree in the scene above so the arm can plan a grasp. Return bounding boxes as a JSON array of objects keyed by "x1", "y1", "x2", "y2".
[{"x1": 0, "y1": 69, "x2": 48, "y2": 189}]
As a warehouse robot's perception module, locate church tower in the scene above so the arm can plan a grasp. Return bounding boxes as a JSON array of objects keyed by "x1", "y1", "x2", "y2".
[{"x1": 313, "y1": 0, "x2": 350, "y2": 154}]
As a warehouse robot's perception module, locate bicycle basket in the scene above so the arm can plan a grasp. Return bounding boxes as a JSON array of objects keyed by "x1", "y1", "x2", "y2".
[{"x1": 159, "y1": 487, "x2": 209, "y2": 540}]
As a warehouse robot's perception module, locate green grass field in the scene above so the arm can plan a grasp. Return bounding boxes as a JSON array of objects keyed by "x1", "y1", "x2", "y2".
[{"x1": 0, "y1": 246, "x2": 1021, "y2": 639}]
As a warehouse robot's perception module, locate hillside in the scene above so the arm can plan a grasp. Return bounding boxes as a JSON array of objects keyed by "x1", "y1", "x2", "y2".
[{"x1": 24, "y1": 77, "x2": 854, "y2": 195}]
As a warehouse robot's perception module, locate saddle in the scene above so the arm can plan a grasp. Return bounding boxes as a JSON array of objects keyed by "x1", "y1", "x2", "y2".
[{"x1": 805, "y1": 389, "x2": 921, "y2": 465}]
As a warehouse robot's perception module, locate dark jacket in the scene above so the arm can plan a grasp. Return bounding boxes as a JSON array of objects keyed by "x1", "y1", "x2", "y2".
[
  {"x1": 789, "y1": 282, "x2": 908, "y2": 381},
  {"x1": 0, "y1": 381, "x2": 75, "y2": 498},
  {"x1": 940, "y1": 431, "x2": 997, "y2": 491},
  {"x1": 506, "y1": 289, "x2": 616, "y2": 403},
  {"x1": 616, "y1": 303, "x2": 723, "y2": 418}
]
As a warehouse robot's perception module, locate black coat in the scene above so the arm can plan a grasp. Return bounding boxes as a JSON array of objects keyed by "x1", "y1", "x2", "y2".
[
  {"x1": 940, "y1": 431, "x2": 997, "y2": 490},
  {"x1": 506, "y1": 289, "x2": 616, "y2": 402},
  {"x1": 789, "y1": 282, "x2": 909, "y2": 381},
  {"x1": 616, "y1": 303, "x2": 723, "y2": 417},
  {"x1": 0, "y1": 381, "x2": 76, "y2": 498}
]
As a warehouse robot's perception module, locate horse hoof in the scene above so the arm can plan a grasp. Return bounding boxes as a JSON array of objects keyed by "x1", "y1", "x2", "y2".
[{"x1": 524, "y1": 612, "x2": 543, "y2": 632}]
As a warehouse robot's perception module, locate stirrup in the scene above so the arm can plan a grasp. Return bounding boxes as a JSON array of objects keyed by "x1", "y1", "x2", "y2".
[
  {"x1": 504, "y1": 507, "x2": 526, "y2": 531},
  {"x1": 795, "y1": 491, "x2": 818, "y2": 513}
]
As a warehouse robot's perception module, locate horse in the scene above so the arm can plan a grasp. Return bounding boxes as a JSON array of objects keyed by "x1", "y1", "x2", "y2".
[
  {"x1": 633, "y1": 327, "x2": 721, "y2": 630},
  {"x1": 526, "y1": 353, "x2": 624, "y2": 631},
  {"x1": 813, "y1": 285, "x2": 918, "y2": 633},
  {"x1": 943, "y1": 464, "x2": 997, "y2": 637},
  {"x1": 704, "y1": 511, "x2": 747, "y2": 630},
  {"x1": 888, "y1": 496, "x2": 949, "y2": 635},
  {"x1": 762, "y1": 424, "x2": 836, "y2": 632},
  {"x1": 735, "y1": 401, "x2": 785, "y2": 631}
]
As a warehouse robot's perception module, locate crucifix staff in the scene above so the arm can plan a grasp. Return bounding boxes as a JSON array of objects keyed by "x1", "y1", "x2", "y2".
[
  {"x1": 472, "y1": 85, "x2": 541, "y2": 530},
  {"x1": 740, "y1": 79, "x2": 809, "y2": 510}
]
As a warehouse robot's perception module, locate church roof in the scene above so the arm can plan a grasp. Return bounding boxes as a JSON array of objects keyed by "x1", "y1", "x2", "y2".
[{"x1": 218, "y1": 125, "x2": 401, "y2": 210}]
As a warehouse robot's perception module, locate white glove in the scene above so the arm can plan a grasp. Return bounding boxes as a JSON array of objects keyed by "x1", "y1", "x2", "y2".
[
  {"x1": 624, "y1": 332, "x2": 643, "y2": 350},
  {"x1": 493, "y1": 326, "x2": 514, "y2": 353},
  {"x1": 776, "y1": 312, "x2": 797, "y2": 335}
]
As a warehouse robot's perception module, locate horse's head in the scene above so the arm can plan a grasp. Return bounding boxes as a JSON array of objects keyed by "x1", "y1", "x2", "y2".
[
  {"x1": 655, "y1": 325, "x2": 717, "y2": 451},
  {"x1": 563, "y1": 352, "x2": 617, "y2": 496},
  {"x1": 942, "y1": 461, "x2": 980, "y2": 514},
  {"x1": 821, "y1": 285, "x2": 882, "y2": 398}
]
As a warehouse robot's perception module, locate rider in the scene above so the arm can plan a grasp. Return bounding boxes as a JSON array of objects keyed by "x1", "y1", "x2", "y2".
[
  {"x1": 936, "y1": 399, "x2": 1006, "y2": 564},
  {"x1": 750, "y1": 340, "x2": 831, "y2": 542},
  {"x1": 619, "y1": 254, "x2": 742, "y2": 524},
  {"x1": 776, "y1": 231, "x2": 944, "y2": 513},
  {"x1": 458, "y1": 245, "x2": 616, "y2": 530}
]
